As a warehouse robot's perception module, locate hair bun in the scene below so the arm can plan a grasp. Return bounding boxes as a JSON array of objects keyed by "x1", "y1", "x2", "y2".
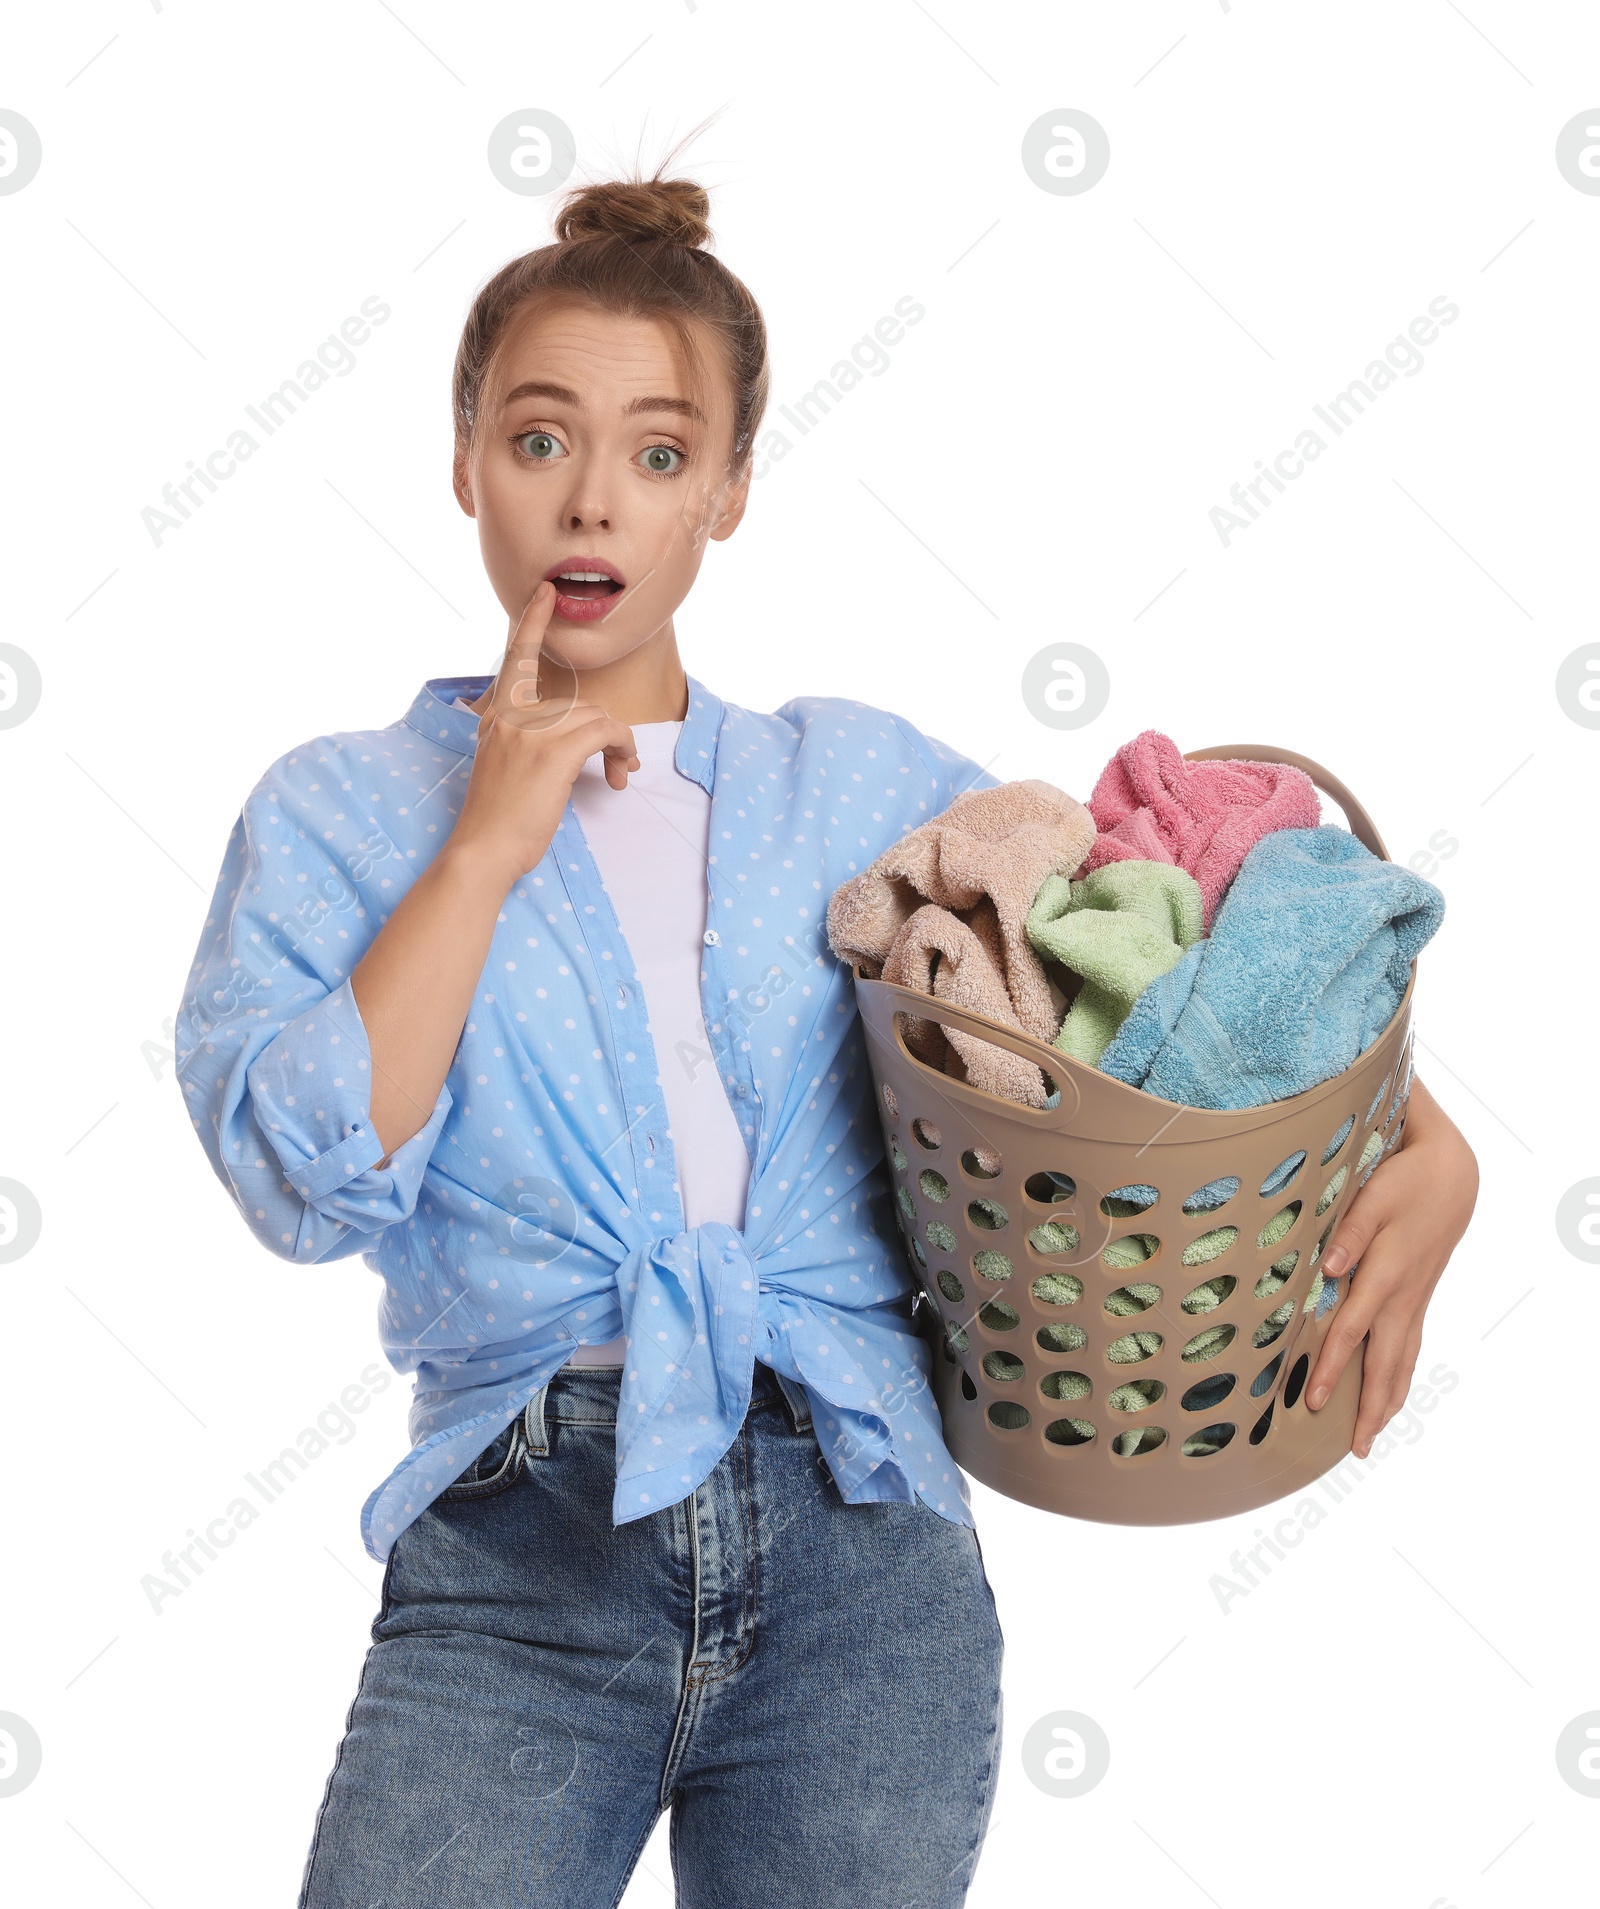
[{"x1": 554, "y1": 178, "x2": 712, "y2": 249}]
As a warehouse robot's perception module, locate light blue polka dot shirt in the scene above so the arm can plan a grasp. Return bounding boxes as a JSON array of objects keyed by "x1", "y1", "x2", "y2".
[{"x1": 176, "y1": 672, "x2": 1001, "y2": 1561}]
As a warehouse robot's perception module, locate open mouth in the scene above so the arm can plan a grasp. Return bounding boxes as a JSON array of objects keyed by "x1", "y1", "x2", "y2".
[
  {"x1": 543, "y1": 560, "x2": 627, "y2": 623},
  {"x1": 550, "y1": 570, "x2": 623, "y2": 602}
]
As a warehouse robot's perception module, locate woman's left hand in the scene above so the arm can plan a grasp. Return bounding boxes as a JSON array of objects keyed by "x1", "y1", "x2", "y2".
[{"x1": 1304, "y1": 1074, "x2": 1478, "y2": 1456}]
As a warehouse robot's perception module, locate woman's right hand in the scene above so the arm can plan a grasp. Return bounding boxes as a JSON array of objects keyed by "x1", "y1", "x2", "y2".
[{"x1": 447, "y1": 581, "x2": 640, "y2": 886}]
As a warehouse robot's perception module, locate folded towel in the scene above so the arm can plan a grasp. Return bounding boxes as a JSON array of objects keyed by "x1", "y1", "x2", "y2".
[
  {"x1": 1097, "y1": 826, "x2": 1443, "y2": 1109},
  {"x1": 1083, "y1": 731, "x2": 1321, "y2": 931},
  {"x1": 1025, "y1": 861, "x2": 1205, "y2": 1064},
  {"x1": 827, "y1": 779, "x2": 1096, "y2": 1106}
]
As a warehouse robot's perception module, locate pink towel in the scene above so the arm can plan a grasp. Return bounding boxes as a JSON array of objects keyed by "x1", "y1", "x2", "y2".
[{"x1": 1083, "y1": 732, "x2": 1320, "y2": 930}]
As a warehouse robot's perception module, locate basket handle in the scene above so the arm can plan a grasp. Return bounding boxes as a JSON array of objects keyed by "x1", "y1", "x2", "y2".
[{"x1": 1183, "y1": 743, "x2": 1390, "y2": 862}]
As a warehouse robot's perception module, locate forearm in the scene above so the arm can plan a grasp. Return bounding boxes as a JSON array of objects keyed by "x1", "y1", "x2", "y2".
[{"x1": 352, "y1": 842, "x2": 518, "y2": 1164}]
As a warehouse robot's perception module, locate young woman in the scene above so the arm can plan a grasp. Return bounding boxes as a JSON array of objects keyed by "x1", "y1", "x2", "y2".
[{"x1": 176, "y1": 168, "x2": 1478, "y2": 1907}]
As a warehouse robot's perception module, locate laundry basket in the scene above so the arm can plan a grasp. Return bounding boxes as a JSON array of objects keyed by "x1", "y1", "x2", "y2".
[{"x1": 853, "y1": 745, "x2": 1417, "y2": 1525}]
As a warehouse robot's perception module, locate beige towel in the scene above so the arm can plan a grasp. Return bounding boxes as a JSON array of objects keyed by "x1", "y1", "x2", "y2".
[{"x1": 827, "y1": 779, "x2": 1096, "y2": 1109}]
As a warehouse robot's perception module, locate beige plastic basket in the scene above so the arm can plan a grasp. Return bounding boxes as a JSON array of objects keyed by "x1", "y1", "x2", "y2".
[{"x1": 853, "y1": 745, "x2": 1417, "y2": 1525}]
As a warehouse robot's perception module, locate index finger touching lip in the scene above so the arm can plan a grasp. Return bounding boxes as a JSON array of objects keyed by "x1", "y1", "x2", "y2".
[{"x1": 498, "y1": 581, "x2": 554, "y2": 710}]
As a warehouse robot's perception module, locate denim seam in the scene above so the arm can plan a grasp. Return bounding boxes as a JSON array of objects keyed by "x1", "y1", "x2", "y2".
[
  {"x1": 657, "y1": 1495, "x2": 703, "y2": 1812},
  {"x1": 436, "y1": 1415, "x2": 527, "y2": 1501},
  {"x1": 296, "y1": 1629, "x2": 387, "y2": 1907},
  {"x1": 687, "y1": 1423, "x2": 759, "y2": 1690}
]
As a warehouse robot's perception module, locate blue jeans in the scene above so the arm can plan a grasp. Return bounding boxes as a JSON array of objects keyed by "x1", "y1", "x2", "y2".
[{"x1": 298, "y1": 1361, "x2": 1005, "y2": 1908}]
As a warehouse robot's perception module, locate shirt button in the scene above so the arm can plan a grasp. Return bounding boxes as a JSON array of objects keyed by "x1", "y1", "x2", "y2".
[
  {"x1": 735, "y1": 1082, "x2": 749, "y2": 1098},
  {"x1": 703, "y1": 929, "x2": 720, "y2": 946}
]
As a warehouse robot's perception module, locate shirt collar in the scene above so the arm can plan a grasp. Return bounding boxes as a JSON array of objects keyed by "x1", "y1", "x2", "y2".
[{"x1": 402, "y1": 671, "x2": 724, "y2": 794}]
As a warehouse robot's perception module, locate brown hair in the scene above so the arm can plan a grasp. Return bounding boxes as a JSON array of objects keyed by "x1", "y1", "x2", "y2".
[{"x1": 452, "y1": 161, "x2": 769, "y2": 481}]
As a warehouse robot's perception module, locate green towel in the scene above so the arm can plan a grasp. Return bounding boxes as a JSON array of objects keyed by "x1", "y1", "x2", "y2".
[{"x1": 1026, "y1": 861, "x2": 1206, "y2": 1064}]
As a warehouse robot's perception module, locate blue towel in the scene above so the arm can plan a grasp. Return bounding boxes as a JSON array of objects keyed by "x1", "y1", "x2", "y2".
[{"x1": 1096, "y1": 827, "x2": 1443, "y2": 1109}]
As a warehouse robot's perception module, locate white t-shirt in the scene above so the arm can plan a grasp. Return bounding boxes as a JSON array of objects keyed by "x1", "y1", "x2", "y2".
[{"x1": 454, "y1": 701, "x2": 752, "y2": 1364}]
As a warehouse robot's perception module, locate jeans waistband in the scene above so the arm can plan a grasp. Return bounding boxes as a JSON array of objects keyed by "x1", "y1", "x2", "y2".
[{"x1": 521, "y1": 1357, "x2": 812, "y2": 1455}]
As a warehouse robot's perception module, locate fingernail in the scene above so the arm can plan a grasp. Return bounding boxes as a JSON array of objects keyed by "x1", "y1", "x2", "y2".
[
  {"x1": 1307, "y1": 1385, "x2": 1327, "y2": 1409},
  {"x1": 1322, "y1": 1245, "x2": 1348, "y2": 1276}
]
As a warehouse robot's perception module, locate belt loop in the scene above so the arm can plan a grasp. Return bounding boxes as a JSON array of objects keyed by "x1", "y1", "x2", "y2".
[
  {"x1": 522, "y1": 1382, "x2": 551, "y2": 1457},
  {"x1": 772, "y1": 1367, "x2": 813, "y2": 1436}
]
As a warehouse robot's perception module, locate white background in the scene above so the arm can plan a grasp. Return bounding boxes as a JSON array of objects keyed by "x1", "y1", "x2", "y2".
[{"x1": 2, "y1": 3, "x2": 1597, "y2": 1904}]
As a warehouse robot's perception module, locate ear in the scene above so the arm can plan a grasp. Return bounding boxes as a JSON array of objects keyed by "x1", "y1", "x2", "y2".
[
  {"x1": 452, "y1": 448, "x2": 477, "y2": 518},
  {"x1": 709, "y1": 466, "x2": 750, "y2": 543}
]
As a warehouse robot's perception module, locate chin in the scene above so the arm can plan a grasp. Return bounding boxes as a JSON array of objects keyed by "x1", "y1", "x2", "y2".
[{"x1": 540, "y1": 624, "x2": 644, "y2": 673}]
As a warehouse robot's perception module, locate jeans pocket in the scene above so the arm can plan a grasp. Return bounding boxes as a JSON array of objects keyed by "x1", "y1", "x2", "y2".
[{"x1": 437, "y1": 1416, "x2": 527, "y2": 1502}]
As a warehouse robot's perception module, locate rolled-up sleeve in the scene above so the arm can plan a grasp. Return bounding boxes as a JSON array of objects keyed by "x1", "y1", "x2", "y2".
[{"x1": 175, "y1": 767, "x2": 452, "y2": 1263}]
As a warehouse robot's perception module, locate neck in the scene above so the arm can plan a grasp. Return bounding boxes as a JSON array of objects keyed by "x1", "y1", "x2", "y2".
[{"x1": 463, "y1": 619, "x2": 690, "y2": 724}]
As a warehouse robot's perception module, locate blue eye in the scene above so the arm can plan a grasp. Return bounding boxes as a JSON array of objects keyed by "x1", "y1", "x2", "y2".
[
  {"x1": 514, "y1": 431, "x2": 565, "y2": 462},
  {"x1": 639, "y1": 444, "x2": 684, "y2": 475}
]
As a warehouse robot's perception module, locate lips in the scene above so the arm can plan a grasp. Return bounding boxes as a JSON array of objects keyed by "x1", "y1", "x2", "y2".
[{"x1": 543, "y1": 557, "x2": 626, "y2": 623}]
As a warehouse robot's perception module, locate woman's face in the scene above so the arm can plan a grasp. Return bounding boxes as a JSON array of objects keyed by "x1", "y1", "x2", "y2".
[{"x1": 454, "y1": 297, "x2": 746, "y2": 677}]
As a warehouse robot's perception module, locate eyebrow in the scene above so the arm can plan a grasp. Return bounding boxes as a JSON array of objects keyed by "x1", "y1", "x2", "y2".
[{"x1": 501, "y1": 380, "x2": 704, "y2": 422}]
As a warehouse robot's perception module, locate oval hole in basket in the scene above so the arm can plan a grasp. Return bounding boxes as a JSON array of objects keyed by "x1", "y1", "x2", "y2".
[
  {"x1": 973, "y1": 1250, "x2": 1012, "y2": 1284},
  {"x1": 1180, "y1": 1372, "x2": 1236, "y2": 1413},
  {"x1": 1365, "y1": 1075, "x2": 1393, "y2": 1125},
  {"x1": 1252, "y1": 1302, "x2": 1293, "y2": 1350},
  {"x1": 882, "y1": 1083, "x2": 899, "y2": 1118},
  {"x1": 1255, "y1": 1251, "x2": 1298, "y2": 1298},
  {"x1": 959, "y1": 1369, "x2": 976, "y2": 1401},
  {"x1": 909, "y1": 1236, "x2": 927, "y2": 1269},
  {"x1": 1041, "y1": 1370, "x2": 1091, "y2": 1402},
  {"x1": 1356, "y1": 1130, "x2": 1383, "y2": 1178},
  {"x1": 1111, "y1": 1426, "x2": 1167, "y2": 1457},
  {"x1": 1181, "y1": 1422, "x2": 1235, "y2": 1457},
  {"x1": 1108, "y1": 1378, "x2": 1165, "y2": 1412},
  {"x1": 1104, "y1": 1283, "x2": 1161, "y2": 1318},
  {"x1": 897, "y1": 1186, "x2": 915, "y2": 1224},
  {"x1": 982, "y1": 1350, "x2": 1025, "y2": 1383},
  {"x1": 1250, "y1": 1352, "x2": 1284, "y2": 1398},
  {"x1": 1282, "y1": 1352, "x2": 1311, "y2": 1410},
  {"x1": 961, "y1": 1146, "x2": 1003, "y2": 1180},
  {"x1": 1181, "y1": 1226, "x2": 1238, "y2": 1268},
  {"x1": 988, "y1": 1400, "x2": 1031, "y2": 1431},
  {"x1": 1024, "y1": 1169, "x2": 1077, "y2": 1205},
  {"x1": 1256, "y1": 1203, "x2": 1301, "y2": 1251},
  {"x1": 1103, "y1": 1232, "x2": 1160, "y2": 1271},
  {"x1": 1258, "y1": 1151, "x2": 1306, "y2": 1197},
  {"x1": 1106, "y1": 1330, "x2": 1163, "y2": 1364},
  {"x1": 1028, "y1": 1220, "x2": 1081, "y2": 1258},
  {"x1": 1182, "y1": 1176, "x2": 1240, "y2": 1215},
  {"x1": 944, "y1": 1320, "x2": 970, "y2": 1354},
  {"x1": 967, "y1": 1198, "x2": 1009, "y2": 1232},
  {"x1": 1315, "y1": 1166, "x2": 1348, "y2": 1216},
  {"x1": 925, "y1": 1219, "x2": 956, "y2": 1253},
  {"x1": 890, "y1": 1137, "x2": 907, "y2": 1172},
  {"x1": 1045, "y1": 1417, "x2": 1096, "y2": 1446},
  {"x1": 1181, "y1": 1274, "x2": 1236, "y2": 1314},
  {"x1": 911, "y1": 1117, "x2": 941, "y2": 1151},
  {"x1": 1248, "y1": 1400, "x2": 1275, "y2": 1445},
  {"x1": 1100, "y1": 1184, "x2": 1159, "y2": 1219},
  {"x1": 1181, "y1": 1323, "x2": 1235, "y2": 1363},
  {"x1": 919, "y1": 1169, "x2": 950, "y2": 1203},
  {"x1": 1037, "y1": 1322, "x2": 1088, "y2": 1354},
  {"x1": 1030, "y1": 1271, "x2": 1083, "y2": 1307},
  {"x1": 940, "y1": 1336, "x2": 955, "y2": 1364},
  {"x1": 979, "y1": 1299, "x2": 1019, "y2": 1332},
  {"x1": 936, "y1": 1269, "x2": 965, "y2": 1303},
  {"x1": 1321, "y1": 1115, "x2": 1354, "y2": 1165}
]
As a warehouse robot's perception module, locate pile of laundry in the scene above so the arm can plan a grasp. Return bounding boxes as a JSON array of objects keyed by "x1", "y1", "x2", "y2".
[{"x1": 826, "y1": 729, "x2": 1444, "y2": 1115}]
